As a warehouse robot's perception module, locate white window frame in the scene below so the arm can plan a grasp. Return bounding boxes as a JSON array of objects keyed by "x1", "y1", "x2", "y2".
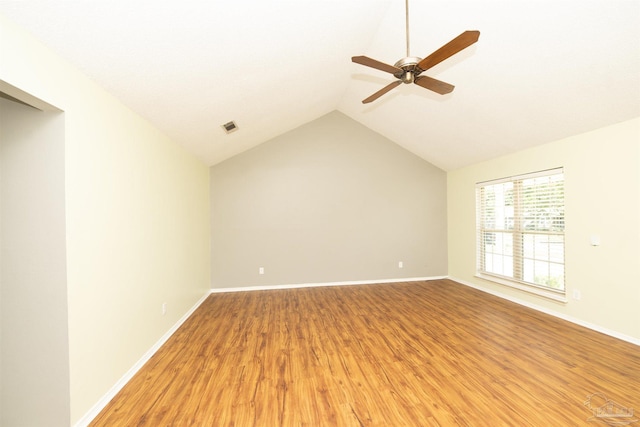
[{"x1": 475, "y1": 168, "x2": 566, "y2": 302}]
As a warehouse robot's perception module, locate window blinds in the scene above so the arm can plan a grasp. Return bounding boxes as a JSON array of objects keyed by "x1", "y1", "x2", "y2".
[{"x1": 476, "y1": 168, "x2": 565, "y2": 293}]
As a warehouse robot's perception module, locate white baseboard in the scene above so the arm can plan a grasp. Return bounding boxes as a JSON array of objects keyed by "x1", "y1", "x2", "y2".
[
  {"x1": 450, "y1": 276, "x2": 640, "y2": 347},
  {"x1": 210, "y1": 276, "x2": 448, "y2": 294},
  {"x1": 73, "y1": 292, "x2": 211, "y2": 427}
]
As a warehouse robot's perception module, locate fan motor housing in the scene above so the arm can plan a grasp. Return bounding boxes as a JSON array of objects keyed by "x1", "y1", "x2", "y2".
[{"x1": 394, "y1": 56, "x2": 423, "y2": 83}]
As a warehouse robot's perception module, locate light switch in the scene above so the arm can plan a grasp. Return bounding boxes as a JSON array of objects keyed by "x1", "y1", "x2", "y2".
[{"x1": 590, "y1": 234, "x2": 601, "y2": 246}]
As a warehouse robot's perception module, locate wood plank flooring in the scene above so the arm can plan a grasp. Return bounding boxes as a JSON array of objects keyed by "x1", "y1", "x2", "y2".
[{"x1": 90, "y1": 279, "x2": 640, "y2": 426}]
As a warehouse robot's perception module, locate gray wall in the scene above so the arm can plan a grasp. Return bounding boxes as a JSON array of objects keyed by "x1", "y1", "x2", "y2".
[
  {"x1": 0, "y1": 97, "x2": 70, "y2": 426},
  {"x1": 210, "y1": 111, "x2": 447, "y2": 288}
]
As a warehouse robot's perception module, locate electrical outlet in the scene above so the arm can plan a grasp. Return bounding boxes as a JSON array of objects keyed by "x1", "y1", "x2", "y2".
[
  {"x1": 398, "y1": 261, "x2": 404, "y2": 268},
  {"x1": 572, "y1": 290, "x2": 581, "y2": 301},
  {"x1": 162, "y1": 302, "x2": 167, "y2": 315},
  {"x1": 259, "y1": 267, "x2": 264, "y2": 275}
]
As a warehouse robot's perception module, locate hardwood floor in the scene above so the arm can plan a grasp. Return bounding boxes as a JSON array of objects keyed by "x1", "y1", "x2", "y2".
[{"x1": 90, "y1": 279, "x2": 640, "y2": 426}]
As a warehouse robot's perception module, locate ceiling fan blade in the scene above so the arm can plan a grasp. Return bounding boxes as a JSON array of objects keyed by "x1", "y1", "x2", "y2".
[
  {"x1": 362, "y1": 80, "x2": 402, "y2": 104},
  {"x1": 417, "y1": 30, "x2": 480, "y2": 71},
  {"x1": 414, "y1": 75, "x2": 455, "y2": 95},
  {"x1": 352, "y1": 56, "x2": 402, "y2": 75}
]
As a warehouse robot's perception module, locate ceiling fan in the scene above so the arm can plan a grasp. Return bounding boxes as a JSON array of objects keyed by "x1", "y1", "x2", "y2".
[{"x1": 352, "y1": 0, "x2": 480, "y2": 104}]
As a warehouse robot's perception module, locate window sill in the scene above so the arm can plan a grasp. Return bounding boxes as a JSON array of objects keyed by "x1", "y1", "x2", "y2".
[{"x1": 474, "y1": 273, "x2": 568, "y2": 303}]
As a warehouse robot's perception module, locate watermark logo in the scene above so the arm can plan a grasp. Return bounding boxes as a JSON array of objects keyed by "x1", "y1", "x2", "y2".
[{"x1": 584, "y1": 392, "x2": 637, "y2": 426}]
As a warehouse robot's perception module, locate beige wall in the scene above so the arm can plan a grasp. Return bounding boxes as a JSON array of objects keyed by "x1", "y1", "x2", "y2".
[
  {"x1": 1, "y1": 97, "x2": 69, "y2": 426},
  {"x1": 1, "y1": 14, "x2": 211, "y2": 425},
  {"x1": 448, "y1": 118, "x2": 640, "y2": 342},
  {"x1": 211, "y1": 111, "x2": 447, "y2": 288}
]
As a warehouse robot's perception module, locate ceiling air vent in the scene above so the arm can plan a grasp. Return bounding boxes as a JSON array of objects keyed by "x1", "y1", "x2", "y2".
[{"x1": 221, "y1": 121, "x2": 238, "y2": 134}]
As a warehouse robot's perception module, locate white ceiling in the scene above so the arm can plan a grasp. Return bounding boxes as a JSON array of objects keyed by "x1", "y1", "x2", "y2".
[{"x1": 1, "y1": 0, "x2": 638, "y2": 170}]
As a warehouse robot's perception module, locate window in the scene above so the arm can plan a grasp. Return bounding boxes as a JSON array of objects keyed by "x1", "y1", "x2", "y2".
[{"x1": 476, "y1": 168, "x2": 565, "y2": 299}]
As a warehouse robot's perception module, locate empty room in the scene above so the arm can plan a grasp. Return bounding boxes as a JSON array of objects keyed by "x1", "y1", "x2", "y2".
[{"x1": 0, "y1": 1, "x2": 638, "y2": 426}]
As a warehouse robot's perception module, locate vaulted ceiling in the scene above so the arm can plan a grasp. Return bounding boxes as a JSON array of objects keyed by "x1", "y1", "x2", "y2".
[{"x1": 1, "y1": 0, "x2": 638, "y2": 170}]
